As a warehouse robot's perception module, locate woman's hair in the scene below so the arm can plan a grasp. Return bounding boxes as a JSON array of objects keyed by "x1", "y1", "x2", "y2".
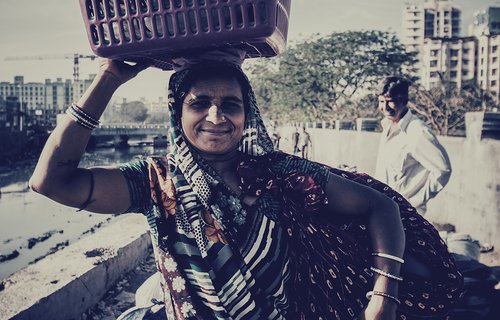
[
  {"x1": 173, "y1": 62, "x2": 251, "y2": 115},
  {"x1": 378, "y1": 76, "x2": 411, "y2": 105}
]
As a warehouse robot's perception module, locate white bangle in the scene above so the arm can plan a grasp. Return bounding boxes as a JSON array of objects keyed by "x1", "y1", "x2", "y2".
[
  {"x1": 66, "y1": 108, "x2": 95, "y2": 130},
  {"x1": 372, "y1": 252, "x2": 405, "y2": 264},
  {"x1": 370, "y1": 267, "x2": 403, "y2": 281}
]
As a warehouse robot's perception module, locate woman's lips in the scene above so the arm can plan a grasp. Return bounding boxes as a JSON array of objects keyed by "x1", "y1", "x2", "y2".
[{"x1": 200, "y1": 128, "x2": 230, "y2": 134}]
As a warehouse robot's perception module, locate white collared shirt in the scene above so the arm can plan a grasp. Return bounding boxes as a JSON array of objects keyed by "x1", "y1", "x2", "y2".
[{"x1": 375, "y1": 111, "x2": 451, "y2": 214}]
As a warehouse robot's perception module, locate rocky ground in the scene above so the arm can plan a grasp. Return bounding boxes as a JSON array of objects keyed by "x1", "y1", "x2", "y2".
[{"x1": 81, "y1": 249, "x2": 157, "y2": 320}]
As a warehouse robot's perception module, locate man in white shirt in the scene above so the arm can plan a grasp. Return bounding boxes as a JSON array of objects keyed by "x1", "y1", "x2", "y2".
[{"x1": 374, "y1": 76, "x2": 451, "y2": 215}]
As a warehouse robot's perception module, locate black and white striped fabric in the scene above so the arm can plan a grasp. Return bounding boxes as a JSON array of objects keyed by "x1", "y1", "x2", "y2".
[{"x1": 162, "y1": 63, "x2": 285, "y2": 319}]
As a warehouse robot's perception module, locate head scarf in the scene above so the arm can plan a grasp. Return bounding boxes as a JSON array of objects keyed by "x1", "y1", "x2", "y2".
[{"x1": 165, "y1": 61, "x2": 273, "y2": 257}]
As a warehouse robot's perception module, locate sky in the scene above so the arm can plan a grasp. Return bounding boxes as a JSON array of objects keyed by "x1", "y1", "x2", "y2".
[{"x1": 0, "y1": 0, "x2": 498, "y2": 101}]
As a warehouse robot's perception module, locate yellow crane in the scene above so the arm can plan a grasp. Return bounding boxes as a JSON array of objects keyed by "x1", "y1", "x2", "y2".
[{"x1": 4, "y1": 53, "x2": 97, "y2": 81}]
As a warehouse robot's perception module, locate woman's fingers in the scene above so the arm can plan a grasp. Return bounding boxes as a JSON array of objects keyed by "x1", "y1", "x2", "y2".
[
  {"x1": 129, "y1": 61, "x2": 151, "y2": 77},
  {"x1": 96, "y1": 58, "x2": 151, "y2": 85}
]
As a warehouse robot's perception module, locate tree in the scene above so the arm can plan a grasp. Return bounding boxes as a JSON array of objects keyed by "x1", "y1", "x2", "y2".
[
  {"x1": 146, "y1": 112, "x2": 169, "y2": 124},
  {"x1": 246, "y1": 31, "x2": 415, "y2": 121},
  {"x1": 409, "y1": 80, "x2": 496, "y2": 136},
  {"x1": 121, "y1": 101, "x2": 149, "y2": 123}
]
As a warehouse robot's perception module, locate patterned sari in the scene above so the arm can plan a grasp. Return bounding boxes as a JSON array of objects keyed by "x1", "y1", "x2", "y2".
[{"x1": 119, "y1": 63, "x2": 463, "y2": 320}]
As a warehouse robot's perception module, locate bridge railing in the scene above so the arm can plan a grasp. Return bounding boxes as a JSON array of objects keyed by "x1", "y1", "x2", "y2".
[{"x1": 99, "y1": 123, "x2": 168, "y2": 129}]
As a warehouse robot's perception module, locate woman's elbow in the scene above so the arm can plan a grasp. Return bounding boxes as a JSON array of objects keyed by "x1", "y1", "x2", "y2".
[
  {"x1": 377, "y1": 193, "x2": 401, "y2": 218},
  {"x1": 28, "y1": 173, "x2": 53, "y2": 196},
  {"x1": 29, "y1": 175, "x2": 43, "y2": 194}
]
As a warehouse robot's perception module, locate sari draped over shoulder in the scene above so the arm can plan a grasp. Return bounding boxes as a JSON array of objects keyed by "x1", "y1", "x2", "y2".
[
  {"x1": 138, "y1": 151, "x2": 463, "y2": 320},
  {"x1": 119, "y1": 61, "x2": 462, "y2": 320}
]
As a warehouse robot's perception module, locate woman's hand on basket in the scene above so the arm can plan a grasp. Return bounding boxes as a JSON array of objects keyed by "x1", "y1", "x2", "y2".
[
  {"x1": 360, "y1": 297, "x2": 397, "y2": 320},
  {"x1": 98, "y1": 58, "x2": 150, "y2": 86}
]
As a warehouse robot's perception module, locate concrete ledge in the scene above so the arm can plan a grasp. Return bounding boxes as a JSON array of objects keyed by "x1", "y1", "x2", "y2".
[
  {"x1": 0, "y1": 214, "x2": 151, "y2": 320},
  {"x1": 279, "y1": 125, "x2": 500, "y2": 250}
]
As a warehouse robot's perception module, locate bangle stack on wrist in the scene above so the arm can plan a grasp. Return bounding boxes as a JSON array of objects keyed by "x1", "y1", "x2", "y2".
[
  {"x1": 370, "y1": 251, "x2": 404, "y2": 281},
  {"x1": 366, "y1": 252, "x2": 404, "y2": 307},
  {"x1": 66, "y1": 103, "x2": 100, "y2": 130}
]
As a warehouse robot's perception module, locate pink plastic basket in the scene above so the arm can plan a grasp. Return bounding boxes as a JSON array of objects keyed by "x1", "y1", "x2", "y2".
[{"x1": 79, "y1": 0, "x2": 291, "y2": 70}]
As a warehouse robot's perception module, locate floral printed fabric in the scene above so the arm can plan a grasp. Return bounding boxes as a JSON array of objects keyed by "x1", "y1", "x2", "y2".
[
  {"x1": 148, "y1": 156, "x2": 201, "y2": 320},
  {"x1": 137, "y1": 151, "x2": 463, "y2": 320}
]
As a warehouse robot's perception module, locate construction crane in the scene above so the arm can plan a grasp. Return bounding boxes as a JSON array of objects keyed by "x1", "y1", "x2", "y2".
[{"x1": 4, "y1": 53, "x2": 97, "y2": 81}]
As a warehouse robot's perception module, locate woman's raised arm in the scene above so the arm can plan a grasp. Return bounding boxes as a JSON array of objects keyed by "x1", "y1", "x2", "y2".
[{"x1": 29, "y1": 60, "x2": 149, "y2": 214}]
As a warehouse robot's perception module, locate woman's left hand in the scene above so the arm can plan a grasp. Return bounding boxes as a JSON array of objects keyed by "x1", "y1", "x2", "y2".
[{"x1": 360, "y1": 297, "x2": 398, "y2": 320}]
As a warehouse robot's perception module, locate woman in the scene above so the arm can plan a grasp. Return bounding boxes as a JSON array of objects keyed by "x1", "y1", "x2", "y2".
[{"x1": 30, "y1": 55, "x2": 462, "y2": 320}]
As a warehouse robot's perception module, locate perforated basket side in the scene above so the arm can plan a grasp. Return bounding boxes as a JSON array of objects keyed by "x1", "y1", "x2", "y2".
[{"x1": 79, "y1": 0, "x2": 290, "y2": 69}]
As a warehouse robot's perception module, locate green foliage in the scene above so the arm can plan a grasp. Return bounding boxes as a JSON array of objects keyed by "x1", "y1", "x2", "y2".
[
  {"x1": 246, "y1": 30, "x2": 415, "y2": 121},
  {"x1": 121, "y1": 101, "x2": 149, "y2": 122},
  {"x1": 146, "y1": 111, "x2": 169, "y2": 124}
]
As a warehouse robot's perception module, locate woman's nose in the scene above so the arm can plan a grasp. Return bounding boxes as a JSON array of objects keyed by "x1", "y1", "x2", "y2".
[{"x1": 205, "y1": 105, "x2": 226, "y2": 124}]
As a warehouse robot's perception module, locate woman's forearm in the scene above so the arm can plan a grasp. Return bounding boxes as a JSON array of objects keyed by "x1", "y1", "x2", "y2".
[
  {"x1": 29, "y1": 72, "x2": 121, "y2": 195},
  {"x1": 368, "y1": 197, "x2": 405, "y2": 296}
]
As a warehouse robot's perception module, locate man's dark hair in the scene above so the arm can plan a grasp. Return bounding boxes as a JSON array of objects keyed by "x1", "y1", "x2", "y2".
[{"x1": 378, "y1": 76, "x2": 411, "y2": 105}]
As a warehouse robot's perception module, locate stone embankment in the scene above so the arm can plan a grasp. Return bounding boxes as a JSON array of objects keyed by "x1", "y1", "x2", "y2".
[{"x1": 0, "y1": 214, "x2": 151, "y2": 320}]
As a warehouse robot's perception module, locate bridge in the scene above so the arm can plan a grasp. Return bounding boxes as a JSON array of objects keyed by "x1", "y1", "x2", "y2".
[{"x1": 90, "y1": 124, "x2": 169, "y2": 148}]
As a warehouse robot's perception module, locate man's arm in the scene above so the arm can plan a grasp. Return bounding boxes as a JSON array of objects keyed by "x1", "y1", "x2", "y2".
[{"x1": 410, "y1": 126, "x2": 452, "y2": 199}]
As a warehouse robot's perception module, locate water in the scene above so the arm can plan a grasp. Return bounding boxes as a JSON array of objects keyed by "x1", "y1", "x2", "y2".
[{"x1": 0, "y1": 146, "x2": 167, "y2": 280}]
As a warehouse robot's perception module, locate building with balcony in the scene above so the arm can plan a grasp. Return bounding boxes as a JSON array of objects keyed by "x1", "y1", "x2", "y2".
[
  {"x1": 0, "y1": 73, "x2": 98, "y2": 128},
  {"x1": 476, "y1": 34, "x2": 500, "y2": 102},
  {"x1": 403, "y1": 1, "x2": 500, "y2": 103},
  {"x1": 402, "y1": 0, "x2": 461, "y2": 78},
  {"x1": 470, "y1": 6, "x2": 500, "y2": 102},
  {"x1": 0, "y1": 96, "x2": 21, "y2": 131},
  {"x1": 421, "y1": 36, "x2": 476, "y2": 89}
]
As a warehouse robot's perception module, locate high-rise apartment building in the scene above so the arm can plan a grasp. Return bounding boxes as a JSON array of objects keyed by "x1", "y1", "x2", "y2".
[
  {"x1": 0, "y1": 74, "x2": 99, "y2": 127},
  {"x1": 0, "y1": 76, "x2": 48, "y2": 127},
  {"x1": 72, "y1": 74, "x2": 96, "y2": 103},
  {"x1": 423, "y1": 0, "x2": 461, "y2": 38},
  {"x1": 0, "y1": 76, "x2": 45, "y2": 112},
  {"x1": 421, "y1": 36, "x2": 476, "y2": 89},
  {"x1": 44, "y1": 78, "x2": 73, "y2": 125},
  {"x1": 470, "y1": 7, "x2": 500, "y2": 102},
  {"x1": 476, "y1": 35, "x2": 500, "y2": 101},
  {"x1": 469, "y1": 7, "x2": 500, "y2": 36},
  {"x1": 402, "y1": 0, "x2": 461, "y2": 79}
]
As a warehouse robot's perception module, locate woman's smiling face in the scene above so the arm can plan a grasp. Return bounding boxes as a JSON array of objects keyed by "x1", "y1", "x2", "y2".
[{"x1": 181, "y1": 75, "x2": 245, "y2": 155}]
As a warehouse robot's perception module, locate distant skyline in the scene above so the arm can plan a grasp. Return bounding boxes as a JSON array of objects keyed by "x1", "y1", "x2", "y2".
[{"x1": 0, "y1": 0, "x2": 498, "y2": 101}]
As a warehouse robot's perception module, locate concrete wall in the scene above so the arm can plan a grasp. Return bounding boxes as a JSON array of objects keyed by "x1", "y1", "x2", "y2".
[
  {"x1": 0, "y1": 214, "x2": 150, "y2": 320},
  {"x1": 280, "y1": 125, "x2": 500, "y2": 250}
]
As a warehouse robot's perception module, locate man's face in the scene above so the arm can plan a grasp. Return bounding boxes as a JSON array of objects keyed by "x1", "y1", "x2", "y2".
[{"x1": 378, "y1": 94, "x2": 408, "y2": 123}]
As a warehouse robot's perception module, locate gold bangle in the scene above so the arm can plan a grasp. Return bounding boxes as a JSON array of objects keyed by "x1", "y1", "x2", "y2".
[{"x1": 366, "y1": 290, "x2": 401, "y2": 305}]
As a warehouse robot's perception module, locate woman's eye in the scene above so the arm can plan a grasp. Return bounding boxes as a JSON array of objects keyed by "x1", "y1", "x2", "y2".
[
  {"x1": 222, "y1": 103, "x2": 243, "y2": 113},
  {"x1": 190, "y1": 101, "x2": 210, "y2": 110}
]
